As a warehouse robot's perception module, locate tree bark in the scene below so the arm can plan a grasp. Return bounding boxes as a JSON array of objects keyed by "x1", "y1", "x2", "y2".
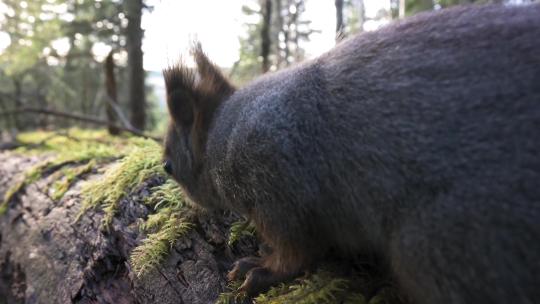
[
  {"x1": 0, "y1": 152, "x2": 256, "y2": 304},
  {"x1": 125, "y1": 0, "x2": 146, "y2": 131}
]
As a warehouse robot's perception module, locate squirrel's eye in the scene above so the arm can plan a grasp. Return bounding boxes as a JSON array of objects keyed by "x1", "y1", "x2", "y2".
[{"x1": 163, "y1": 160, "x2": 173, "y2": 175}]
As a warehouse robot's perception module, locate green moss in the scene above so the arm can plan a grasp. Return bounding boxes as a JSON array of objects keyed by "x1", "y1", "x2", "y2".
[
  {"x1": 1, "y1": 129, "x2": 134, "y2": 214},
  {"x1": 216, "y1": 271, "x2": 351, "y2": 304},
  {"x1": 51, "y1": 160, "x2": 95, "y2": 201},
  {"x1": 228, "y1": 219, "x2": 256, "y2": 246},
  {"x1": 216, "y1": 281, "x2": 247, "y2": 304},
  {"x1": 76, "y1": 139, "x2": 165, "y2": 227},
  {"x1": 141, "y1": 180, "x2": 187, "y2": 231},
  {"x1": 129, "y1": 179, "x2": 195, "y2": 276},
  {"x1": 130, "y1": 213, "x2": 192, "y2": 277},
  {"x1": 344, "y1": 293, "x2": 368, "y2": 304},
  {"x1": 1, "y1": 160, "x2": 60, "y2": 213},
  {"x1": 254, "y1": 271, "x2": 349, "y2": 304},
  {"x1": 144, "y1": 179, "x2": 186, "y2": 210}
]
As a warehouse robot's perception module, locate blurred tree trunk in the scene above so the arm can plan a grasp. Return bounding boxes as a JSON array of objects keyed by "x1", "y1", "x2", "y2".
[
  {"x1": 105, "y1": 52, "x2": 121, "y2": 135},
  {"x1": 273, "y1": 0, "x2": 284, "y2": 67},
  {"x1": 290, "y1": 0, "x2": 303, "y2": 62},
  {"x1": 399, "y1": 0, "x2": 406, "y2": 18},
  {"x1": 335, "y1": 0, "x2": 345, "y2": 39},
  {"x1": 125, "y1": 0, "x2": 146, "y2": 131},
  {"x1": 282, "y1": 1, "x2": 291, "y2": 66},
  {"x1": 357, "y1": 0, "x2": 365, "y2": 32},
  {"x1": 261, "y1": 0, "x2": 273, "y2": 73},
  {"x1": 284, "y1": 0, "x2": 301, "y2": 65}
]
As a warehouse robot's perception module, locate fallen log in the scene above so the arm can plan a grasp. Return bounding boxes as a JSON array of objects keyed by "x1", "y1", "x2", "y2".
[{"x1": 0, "y1": 152, "x2": 257, "y2": 304}]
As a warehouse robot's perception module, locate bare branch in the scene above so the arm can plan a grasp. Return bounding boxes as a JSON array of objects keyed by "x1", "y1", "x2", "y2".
[{"x1": 0, "y1": 107, "x2": 162, "y2": 142}]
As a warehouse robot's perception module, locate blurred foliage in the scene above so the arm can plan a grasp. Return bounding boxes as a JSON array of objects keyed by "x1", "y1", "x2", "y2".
[
  {"x1": 0, "y1": 0, "x2": 157, "y2": 133},
  {"x1": 404, "y1": 0, "x2": 536, "y2": 16},
  {"x1": 231, "y1": 0, "x2": 315, "y2": 84}
]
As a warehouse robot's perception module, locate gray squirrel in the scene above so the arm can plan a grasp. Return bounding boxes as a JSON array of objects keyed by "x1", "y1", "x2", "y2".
[{"x1": 162, "y1": 4, "x2": 540, "y2": 303}]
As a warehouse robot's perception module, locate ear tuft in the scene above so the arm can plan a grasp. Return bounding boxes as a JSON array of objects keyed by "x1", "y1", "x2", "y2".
[
  {"x1": 191, "y1": 42, "x2": 235, "y2": 98},
  {"x1": 163, "y1": 63, "x2": 195, "y2": 96},
  {"x1": 163, "y1": 64, "x2": 196, "y2": 126}
]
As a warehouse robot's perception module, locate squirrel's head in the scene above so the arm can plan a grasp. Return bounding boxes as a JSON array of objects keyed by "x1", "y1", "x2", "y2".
[{"x1": 162, "y1": 43, "x2": 235, "y2": 205}]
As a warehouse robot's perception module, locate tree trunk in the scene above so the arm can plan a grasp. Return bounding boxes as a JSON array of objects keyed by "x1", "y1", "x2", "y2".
[
  {"x1": 357, "y1": 0, "x2": 365, "y2": 32},
  {"x1": 105, "y1": 52, "x2": 121, "y2": 136},
  {"x1": 399, "y1": 0, "x2": 406, "y2": 18},
  {"x1": 261, "y1": 0, "x2": 273, "y2": 73},
  {"x1": 335, "y1": 0, "x2": 345, "y2": 40},
  {"x1": 0, "y1": 152, "x2": 257, "y2": 304},
  {"x1": 273, "y1": 0, "x2": 284, "y2": 68},
  {"x1": 125, "y1": 0, "x2": 146, "y2": 131}
]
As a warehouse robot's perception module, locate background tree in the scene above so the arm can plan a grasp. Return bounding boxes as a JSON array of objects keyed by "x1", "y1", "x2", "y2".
[
  {"x1": 231, "y1": 0, "x2": 315, "y2": 83},
  {"x1": 0, "y1": 0, "x2": 156, "y2": 134},
  {"x1": 125, "y1": 0, "x2": 146, "y2": 131},
  {"x1": 336, "y1": 0, "x2": 345, "y2": 39},
  {"x1": 335, "y1": 0, "x2": 366, "y2": 39},
  {"x1": 0, "y1": 0, "x2": 64, "y2": 130},
  {"x1": 105, "y1": 51, "x2": 121, "y2": 135},
  {"x1": 261, "y1": 0, "x2": 273, "y2": 73}
]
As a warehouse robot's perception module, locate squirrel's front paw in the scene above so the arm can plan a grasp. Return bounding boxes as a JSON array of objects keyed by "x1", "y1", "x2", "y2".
[
  {"x1": 227, "y1": 256, "x2": 262, "y2": 281},
  {"x1": 238, "y1": 267, "x2": 285, "y2": 297}
]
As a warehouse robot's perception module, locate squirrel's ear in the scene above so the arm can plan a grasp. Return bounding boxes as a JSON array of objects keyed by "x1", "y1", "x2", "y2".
[
  {"x1": 163, "y1": 44, "x2": 235, "y2": 128},
  {"x1": 191, "y1": 42, "x2": 235, "y2": 102},
  {"x1": 163, "y1": 64, "x2": 196, "y2": 127}
]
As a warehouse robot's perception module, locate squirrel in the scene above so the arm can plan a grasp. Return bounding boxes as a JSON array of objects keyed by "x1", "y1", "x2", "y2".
[{"x1": 162, "y1": 4, "x2": 540, "y2": 304}]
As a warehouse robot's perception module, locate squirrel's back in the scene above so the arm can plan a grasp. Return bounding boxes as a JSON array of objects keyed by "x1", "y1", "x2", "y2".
[{"x1": 200, "y1": 4, "x2": 540, "y2": 303}]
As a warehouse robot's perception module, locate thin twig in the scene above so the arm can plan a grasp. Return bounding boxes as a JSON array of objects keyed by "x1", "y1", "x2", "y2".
[{"x1": 0, "y1": 107, "x2": 162, "y2": 141}]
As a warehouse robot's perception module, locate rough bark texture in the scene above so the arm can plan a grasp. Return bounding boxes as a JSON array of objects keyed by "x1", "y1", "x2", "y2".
[{"x1": 0, "y1": 152, "x2": 257, "y2": 304}]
